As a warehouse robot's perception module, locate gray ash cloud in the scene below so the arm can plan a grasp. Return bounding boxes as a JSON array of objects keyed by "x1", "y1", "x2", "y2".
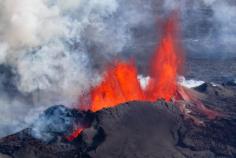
[{"x1": 0, "y1": 0, "x2": 235, "y2": 137}]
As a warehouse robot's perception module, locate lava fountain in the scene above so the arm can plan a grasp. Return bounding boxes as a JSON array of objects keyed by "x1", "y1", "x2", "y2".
[
  {"x1": 145, "y1": 14, "x2": 183, "y2": 102},
  {"x1": 80, "y1": 14, "x2": 183, "y2": 112},
  {"x1": 69, "y1": 13, "x2": 219, "y2": 141},
  {"x1": 89, "y1": 61, "x2": 145, "y2": 112}
]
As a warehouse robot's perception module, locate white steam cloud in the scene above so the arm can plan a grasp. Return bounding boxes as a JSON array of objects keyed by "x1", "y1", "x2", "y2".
[
  {"x1": 0, "y1": 0, "x2": 235, "y2": 137},
  {"x1": 182, "y1": 0, "x2": 236, "y2": 57},
  {"x1": 0, "y1": 0, "x2": 155, "y2": 137}
]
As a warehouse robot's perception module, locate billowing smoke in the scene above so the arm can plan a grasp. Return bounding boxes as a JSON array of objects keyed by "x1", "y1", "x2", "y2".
[
  {"x1": 0, "y1": 0, "x2": 235, "y2": 137},
  {"x1": 181, "y1": 0, "x2": 236, "y2": 58},
  {"x1": 0, "y1": 0, "x2": 157, "y2": 137}
]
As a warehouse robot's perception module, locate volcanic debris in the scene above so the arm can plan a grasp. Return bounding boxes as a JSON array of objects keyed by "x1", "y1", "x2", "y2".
[{"x1": 0, "y1": 83, "x2": 236, "y2": 158}]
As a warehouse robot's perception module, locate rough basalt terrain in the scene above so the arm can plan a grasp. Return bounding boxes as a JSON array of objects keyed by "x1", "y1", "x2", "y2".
[{"x1": 0, "y1": 83, "x2": 236, "y2": 158}]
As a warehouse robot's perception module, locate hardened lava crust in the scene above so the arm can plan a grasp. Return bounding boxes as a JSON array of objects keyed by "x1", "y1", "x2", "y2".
[{"x1": 0, "y1": 83, "x2": 236, "y2": 158}]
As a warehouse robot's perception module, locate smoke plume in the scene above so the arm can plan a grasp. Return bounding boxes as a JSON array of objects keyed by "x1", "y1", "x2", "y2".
[
  {"x1": 0, "y1": 0, "x2": 235, "y2": 137},
  {"x1": 0, "y1": 0, "x2": 157, "y2": 137},
  {"x1": 181, "y1": 0, "x2": 236, "y2": 58}
]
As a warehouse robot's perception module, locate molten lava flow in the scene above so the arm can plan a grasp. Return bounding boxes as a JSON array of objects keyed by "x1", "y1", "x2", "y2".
[
  {"x1": 176, "y1": 85, "x2": 220, "y2": 120},
  {"x1": 145, "y1": 15, "x2": 182, "y2": 101},
  {"x1": 68, "y1": 13, "x2": 218, "y2": 142},
  {"x1": 90, "y1": 61, "x2": 145, "y2": 112},
  {"x1": 86, "y1": 14, "x2": 182, "y2": 112},
  {"x1": 66, "y1": 128, "x2": 84, "y2": 142}
]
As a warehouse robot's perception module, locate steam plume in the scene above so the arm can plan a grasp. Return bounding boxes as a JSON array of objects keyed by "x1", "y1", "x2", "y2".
[
  {"x1": 0, "y1": 0, "x2": 156, "y2": 137},
  {"x1": 0, "y1": 0, "x2": 235, "y2": 137}
]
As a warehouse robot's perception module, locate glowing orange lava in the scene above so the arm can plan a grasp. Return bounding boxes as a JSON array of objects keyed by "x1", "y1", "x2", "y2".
[
  {"x1": 66, "y1": 128, "x2": 84, "y2": 142},
  {"x1": 87, "y1": 15, "x2": 182, "y2": 112},
  {"x1": 67, "y1": 13, "x2": 218, "y2": 142},
  {"x1": 90, "y1": 61, "x2": 145, "y2": 112},
  {"x1": 145, "y1": 15, "x2": 183, "y2": 102}
]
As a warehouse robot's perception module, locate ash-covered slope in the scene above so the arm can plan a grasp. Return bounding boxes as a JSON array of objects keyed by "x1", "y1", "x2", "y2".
[
  {"x1": 195, "y1": 82, "x2": 236, "y2": 115},
  {"x1": 86, "y1": 100, "x2": 236, "y2": 158},
  {"x1": 0, "y1": 83, "x2": 236, "y2": 158}
]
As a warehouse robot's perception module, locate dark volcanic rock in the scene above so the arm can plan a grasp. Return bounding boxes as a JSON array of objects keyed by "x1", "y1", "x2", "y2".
[
  {"x1": 30, "y1": 105, "x2": 95, "y2": 142},
  {"x1": 0, "y1": 105, "x2": 96, "y2": 158},
  {"x1": 88, "y1": 101, "x2": 185, "y2": 158},
  {"x1": 0, "y1": 85, "x2": 236, "y2": 158},
  {"x1": 195, "y1": 83, "x2": 236, "y2": 115},
  {"x1": 85, "y1": 100, "x2": 236, "y2": 158}
]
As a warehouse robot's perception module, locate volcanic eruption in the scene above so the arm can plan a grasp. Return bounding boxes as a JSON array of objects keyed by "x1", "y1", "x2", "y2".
[
  {"x1": 79, "y1": 13, "x2": 218, "y2": 118},
  {"x1": 0, "y1": 1, "x2": 236, "y2": 158},
  {"x1": 65, "y1": 13, "x2": 220, "y2": 141},
  {"x1": 80, "y1": 14, "x2": 182, "y2": 112}
]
